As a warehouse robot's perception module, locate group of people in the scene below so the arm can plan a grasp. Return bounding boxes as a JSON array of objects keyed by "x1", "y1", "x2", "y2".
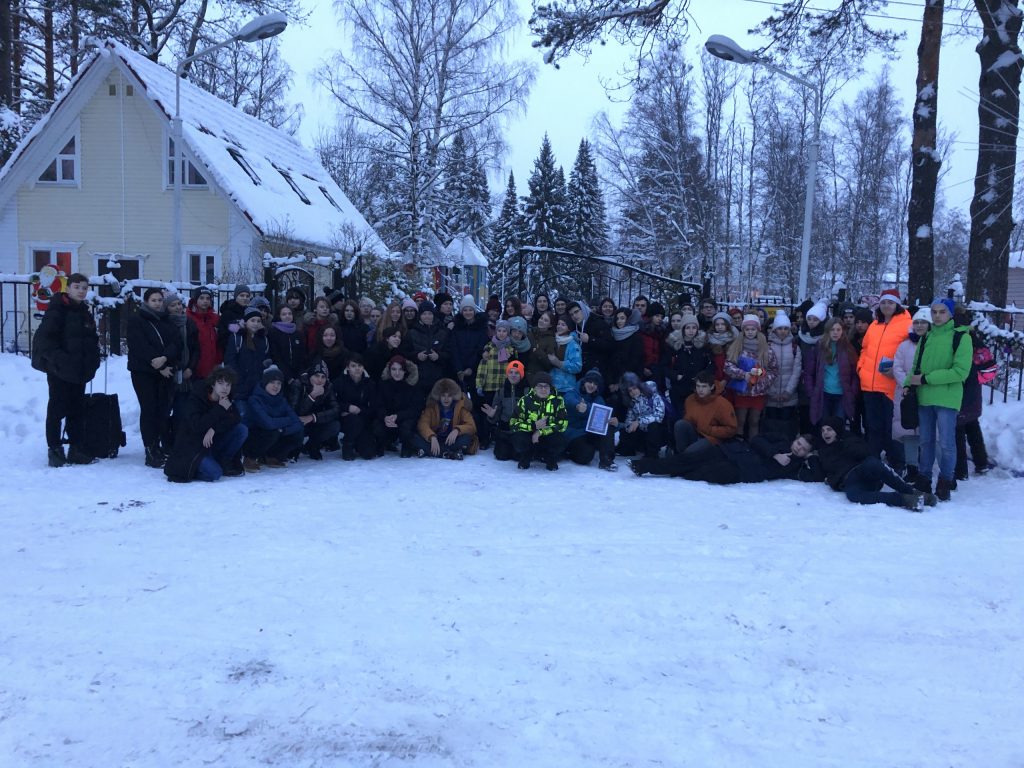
[{"x1": 32, "y1": 277, "x2": 994, "y2": 507}]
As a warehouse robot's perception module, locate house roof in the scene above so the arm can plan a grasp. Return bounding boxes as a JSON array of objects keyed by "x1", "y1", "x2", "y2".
[
  {"x1": 444, "y1": 234, "x2": 488, "y2": 267},
  {"x1": 0, "y1": 40, "x2": 389, "y2": 257}
]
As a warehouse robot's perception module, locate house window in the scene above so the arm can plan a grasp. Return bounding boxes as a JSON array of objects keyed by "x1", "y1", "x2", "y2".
[
  {"x1": 38, "y1": 136, "x2": 78, "y2": 184},
  {"x1": 33, "y1": 248, "x2": 73, "y2": 275},
  {"x1": 95, "y1": 256, "x2": 141, "y2": 298},
  {"x1": 188, "y1": 250, "x2": 219, "y2": 285},
  {"x1": 228, "y1": 147, "x2": 262, "y2": 185},
  {"x1": 167, "y1": 136, "x2": 208, "y2": 187},
  {"x1": 320, "y1": 186, "x2": 342, "y2": 212},
  {"x1": 274, "y1": 165, "x2": 310, "y2": 205}
]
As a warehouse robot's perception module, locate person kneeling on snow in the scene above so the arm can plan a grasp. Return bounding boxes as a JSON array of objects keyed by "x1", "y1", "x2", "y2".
[
  {"x1": 289, "y1": 360, "x2": 341, "y2": 461},
  {"x1": 413, "y1": 378, "x2": 477, "y2": 459},
  {"x1": 816, "y1": 417, "x2": 937, "y2": 511},
  {"x1": 164, "y1": 366, "x2": 247, "y2": 482},
  {"x1": 242, "y1": 365, "x2": 304, "y2": 471},
  {"x1": 480, "y1": 360, "x2": 529, "y2": 461},
  {"x1": 511, "y1": 372, "x2": 568, "y2": 471}
]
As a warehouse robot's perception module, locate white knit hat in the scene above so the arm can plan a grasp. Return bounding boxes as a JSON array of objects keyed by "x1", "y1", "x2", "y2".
[
  {"x1": 806, "y1": 300, "x2": 829, "y2": 322},
  {"x1": 771, "y1": 310, "x2": 792, "y2": 330},
  {"x1": 912, "y1": 307, "x2": 932, "y2": 324},
  {"x1": 741, "y1": 314, "x2": 762, "y2": 329},
  {"x1": 459, "y1": 295, "x2": 477, "y2": 311}
]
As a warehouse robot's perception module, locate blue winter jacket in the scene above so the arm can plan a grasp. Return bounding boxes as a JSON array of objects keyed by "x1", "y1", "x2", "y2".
[
  {"x1": 563, "y1": 383, "x2": 608, "y2": 443},
  {"x1": 551, "y1": 337, "x2": 583, "y2": 394},
  {"x1": 246, "y1": 385, "x2": 304, "y2": 434}
]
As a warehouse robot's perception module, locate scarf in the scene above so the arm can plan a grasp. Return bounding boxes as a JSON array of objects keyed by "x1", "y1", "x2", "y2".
[
  {"x1": 273, "y1": 321, "x2": 296, "y2": 333},
  {"x1": 798, "y1": 322, "x2": 824, "y2": 346},
  {"x1": 555, "y1": 333, "x2": 574, "y2": 346},
  {"x1": 511, "y1": 333, "x2": 531, "y2": 355},
  {"x1": 742, "y1": 336, "x2": 761, "y2": 358},
  {"x1": 611, "y1": 323, "x2": 639, "y2": 341},
  {"x1": 491, "y1": 334, "x2": 512, "y2": 362},
  {"x1": 707, "y1": 328, "x2": 736, "y2": 348}
]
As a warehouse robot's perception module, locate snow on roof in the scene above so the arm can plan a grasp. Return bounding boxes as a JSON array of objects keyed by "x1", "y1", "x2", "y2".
[
  {"x1": 106, "y1": 41, "x2": 388, "y2": 256},
  {"x1": 1010, "y1": 250, "x2": 1024, "y2": 269},
  {"x1": 444, "y1": 234, "x2": 488, "y2": 267}
]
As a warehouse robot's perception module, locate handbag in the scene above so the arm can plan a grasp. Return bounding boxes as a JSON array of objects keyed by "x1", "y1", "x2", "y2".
[{"x1": 900, "y1": 334, "x2": 928, "y2": 430}]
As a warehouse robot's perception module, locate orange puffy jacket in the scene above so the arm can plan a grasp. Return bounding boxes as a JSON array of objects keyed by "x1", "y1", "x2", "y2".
[{"x1": 856, "y1": 311, "x2": 912, "y2": 398}]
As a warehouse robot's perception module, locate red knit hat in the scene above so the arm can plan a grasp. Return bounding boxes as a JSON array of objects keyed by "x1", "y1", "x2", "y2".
[{"x1": 506, "y1": 360, "x2": 525, "y2": 377}]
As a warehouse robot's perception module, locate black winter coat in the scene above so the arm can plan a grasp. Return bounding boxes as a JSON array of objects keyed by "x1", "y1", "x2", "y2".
[
  {"x1": 31, "y1": 293, "x2": 101, "y2": 384},
  {"x1": 406, "y1": 321, "x2": 450, "y2": 389},
  {"x1": 668, "y1": 342, "x2": 712, "y2": 412},
  {"x1": 164, "y1": 381, "x2": 242, "y2": 482},
  {"x1": 817, "y1": 432, "x2": 872, "y2": 490},
  {"x1": 607, "y1": 332, "x2": 644, "y2": 386},
  {"x1": 450, "y1": 312, "x2": 489, "y2": 376},
  {"x1": 289, "y1": 376, "x2": 341, "y2": 423},
  {"x1": 216, "y1": 299, "x2": 247, "y2": 350},
  {"x1": 127, "y1": 305, "x2": 182, "y2": 377},
  {"x1": 375, "y1": 376, "x2": 423, "y2": 425},
  {"x1": 576, "y1": 313, "x2": 612, "y2": 376},
  {"x1": 268, "y1": 325, "x2": 307, "y2": 382},
  {"x1": 224, "y1": 330, "x2": 271, "y2": 400},
  {"x1": 718, "y1": 434, "x2": 817, "y2": 483},
  {"x1": 333, "y1": 371, "x2": 376, "y2": 415},
  {"x1": 339, "y1": 318, "x2": 371, "y2": 355}
]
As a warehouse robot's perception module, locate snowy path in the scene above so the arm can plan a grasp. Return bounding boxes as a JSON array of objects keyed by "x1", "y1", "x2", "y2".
[{"x1": 1, "y1": 355, "x2": 1023, "y2": 766}]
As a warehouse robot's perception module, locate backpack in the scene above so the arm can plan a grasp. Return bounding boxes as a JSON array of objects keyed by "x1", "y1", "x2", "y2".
[{"x1": 973, "y1": 344, "x2": 997, "y2": 385}]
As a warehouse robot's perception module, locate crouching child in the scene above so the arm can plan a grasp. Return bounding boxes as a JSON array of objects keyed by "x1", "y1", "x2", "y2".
[
  {"x1": 164, "y1": 366, "x2": 248, "y2": 482},
  {"x1": 511, "y1": 372, "x2": 568, "y2": 470},
  {"x1": 243, "y1": 365, "x2": 304, "y2": 470},
  {"x1": 413, "y1": 378, "x2": 478, "y2": 459},
  {"x1": 289, "y1": 360, "x2": 341, "y2": 460}
]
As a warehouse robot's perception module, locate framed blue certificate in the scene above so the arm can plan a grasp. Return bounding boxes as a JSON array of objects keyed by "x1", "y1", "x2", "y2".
[{"x1": 585, "y1": 403, "x2": 613, "y2": 435}]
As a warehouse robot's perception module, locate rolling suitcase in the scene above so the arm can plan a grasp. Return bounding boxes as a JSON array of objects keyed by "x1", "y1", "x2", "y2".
[{"x1": 80, "y1": 392, "x2": 127, "y2": 459}]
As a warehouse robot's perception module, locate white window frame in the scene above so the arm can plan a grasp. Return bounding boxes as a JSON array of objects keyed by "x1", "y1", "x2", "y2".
[
  {"x1": 25, "y1": 241, "x2": 81, "y2": 273},
  {"x1": 164, "y1": 131, "x2": 209, "y2": 190},
  {"x1": 35, "y1": 122, "x2": 81, "y2": 188},
  {"x1": 186, "y1": 246, "x2": 223, "y2": 285}
]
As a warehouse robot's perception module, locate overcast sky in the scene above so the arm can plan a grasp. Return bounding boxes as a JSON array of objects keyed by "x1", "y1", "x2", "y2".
[{"x1": 278, "y1": 0, "x2": 993, "y2": 212}]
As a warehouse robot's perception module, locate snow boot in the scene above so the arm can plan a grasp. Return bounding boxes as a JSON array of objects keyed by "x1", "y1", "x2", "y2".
[
  {"x1": 913, "y1": 475, "x2": 932, "y2": 494},
  {"x1": 901, "y1": 494, "x2": 924, "y2": 512},
  {"x1": 145, "y1": 445, "x2": 166, "y2": 468},
  {"x1": 48, "y1": 446, "x2": 66, "y2": 468},
  {"x1": 921, "y1": 492, "x2": 938, "y2": 507},
  {"x1": 936, "y1": 476, "x2": 953, "y2": 502}
]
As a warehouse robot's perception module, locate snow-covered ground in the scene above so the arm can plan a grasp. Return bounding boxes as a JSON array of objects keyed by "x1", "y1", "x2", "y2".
[{"x1": 2, "y1": 353, "x2": 1023, "y2": 767}]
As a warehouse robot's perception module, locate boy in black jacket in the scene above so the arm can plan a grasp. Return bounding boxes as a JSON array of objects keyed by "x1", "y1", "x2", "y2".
[{"x1": 164, "y1": 367, "x2": 247, "y2": 482}]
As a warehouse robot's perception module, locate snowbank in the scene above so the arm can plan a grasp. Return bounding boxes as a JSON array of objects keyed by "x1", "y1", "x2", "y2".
[{"x1": 2, "y1": 353, "x2": 1023, "y2": 767}]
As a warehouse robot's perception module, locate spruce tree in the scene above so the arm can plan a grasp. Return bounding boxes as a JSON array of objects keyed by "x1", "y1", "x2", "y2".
[
  {"x1": 522, "y1": 135, "x2": 571, "y2": 295},
  {"x1": 492, "y1": 170, "x2": 525, "y2": 292},
  {"x1": 566, "y1": 138, "x2": 608, "y2": 302}
]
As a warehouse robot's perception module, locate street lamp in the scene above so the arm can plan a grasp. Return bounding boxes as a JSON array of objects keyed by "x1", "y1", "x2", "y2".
[
  {"x1": 172, "y1": 12, "x2": 288, "y2": 283},
  {"x1": 705, "y1": 34, "x2": 821, "y2": 303}
]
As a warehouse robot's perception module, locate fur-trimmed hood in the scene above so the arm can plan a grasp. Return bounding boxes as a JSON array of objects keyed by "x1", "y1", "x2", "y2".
[
  {"x1": 666, "y1": 328, "x2": 707, "y2": 352},
  {"x1": 428, "y1": 377, "x2": 463, "y2": 402},
  {"x1": 381, "y1": 358, "x2": 420, "y2": 386}
]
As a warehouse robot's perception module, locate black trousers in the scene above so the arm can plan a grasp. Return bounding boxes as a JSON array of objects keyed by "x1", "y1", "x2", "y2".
[
  {"x1": 842, "y1": 456, "x2": 914, "y2": 507},
  {"x1": 566, "y1": 432, "x2": 615, "y2": 465},
  {"x1": 492, "y1": 428, "x2": 515, "y2": 461},
  {"x1": 340, "y1": 412, "x2": 377, "y2": 459},
  {"x1": 955, "y1": 419, "x2": 990, "y2": 476},
  {"x1": 131, "y1": 371, "x2": 174, "y2": 449},
  {"x1": 46, "y1": 375, "x2": 87, "y2": 449},
  {"x1": 372, "y1": 418, "x2": 417, "y2": 454},
  {"x1": 304, "y1": 418, "x2": 341, "y2": 449},
  {"x1": 512, "y1": 430, "x2": 566, "y2": 465},
  {"x1": 617, "y1": 422, "x2": 667, "y2": 458},
  {"x1": 244, "y1": 426, "x2": 304, "y2": 461}
]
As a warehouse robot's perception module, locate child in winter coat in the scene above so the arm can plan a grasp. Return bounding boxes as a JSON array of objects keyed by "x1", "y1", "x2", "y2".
[
  {"x1": 413, "y1": 378, "x2": 478, "y2": 459},
  {"x1": 804, "y1": 318, "x2": 860, "y2": 428},
  {"x1": 268, "y1": 304, "x2": 307, "y2": 385},
  {"x1": 511, "y1": 371, "x2": 569, "y2": 470},
  {"x1": 304, "y1": 296, "x2": 339, "y2": 353},
  {"x1": 563, "y1": 369, "x2": 618, "y2": 470},
  {"x1": 665, "y1": 312, "x2": 712, "y2": 417},
  {"x1": 723, "y1": 315, "x2": 778, "y2": 440},
  {"x1": 617, "y1": 371, "x2": 667, "y2": 458},
  {"x1": 672, "y1": 370, "x2": 737, "y2": 458},
  {"x1": 334, "y1": 353, "x2": 377, "y2": 461},
  {"x1": 481, "y1": 360, "x2": 529, "y2": 461},
  {"x1": 186, "y1": 286, "x2": 221, "y2": 379},
  {"x1": 242, "y1": 365, "x2": 304, "y2": 471},
  {"x1": 289, "y1": 360, "x2": 341, "y2": 461},
  {"x1": 607, "y1": 308, "x2": 645, "y2": 392},
  {"x1": 164, "y1": 366, "x2": 247, "y2": 482},
  {"x1": 891, "y1": 307, "x2": 928, "y2": 482},
  {"x1": 763, "y1": 311, "x2": 802, "y2": 438},
  {"x1": 547, "y1": 315, "x2": 583, "y2": 394},
  {"x1": 224, "y1": 306, "x2": 271, "y2": 420},
  {"x1": 475, "y1": 319, "x2": 517, "y2": 449},
  {"x1": 706, "y1": 311, "x2": 739, "y2": 385},
  {"x1": 373, "y1": 355, "x2": 423, "y2": 457}
]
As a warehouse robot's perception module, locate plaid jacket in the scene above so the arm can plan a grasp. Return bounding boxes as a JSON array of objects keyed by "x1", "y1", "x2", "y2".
[{"x1": 475, "y1": 342, "x2": 518, "y2": 392}]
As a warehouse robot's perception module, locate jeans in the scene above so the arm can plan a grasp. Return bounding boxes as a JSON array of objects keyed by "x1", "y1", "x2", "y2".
[
  {"x1": 197, "y1": 423, "x2": 248, "y2": 482},
  {"x1": 842, "y1": 456, "x2": 915, "y2": 507},
  {"x1": 672, "y1": 420, "x2": 720, "y2": 461},
  {"x1": 918, "y1": 405, "x2": 958, "y2": 482},
  {"x1": 862, "y1": 391, "x2": 905, "y2": 470}
]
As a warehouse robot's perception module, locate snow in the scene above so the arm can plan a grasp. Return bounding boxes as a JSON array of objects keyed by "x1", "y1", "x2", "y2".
[
  {"x1": 917, "y1": 82, "x2": 936, "y2": 100},
  {"x1": 443, "y1": 234, "x2": 488, "y2": 267},
  {"x1": 104, "y1": 41, "x2": 388, "y2": 257},
  {"x1": 988, "y1": 50, "x2": 1023, "y2": 72},
  {"x1": 915, "y1": 224, "x2": 932, "y2": 239},
  {"x1": 2, "y1": 352, "x2": 1024, "y2": 766}
]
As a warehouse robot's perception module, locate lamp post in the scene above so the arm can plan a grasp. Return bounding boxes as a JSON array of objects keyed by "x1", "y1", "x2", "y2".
[
  {"x1": 705, "y1": 34, "x2": 821, "y2": 303},
  {"x1": 172, "y1": 12, "x2": 288, "y2": 284}
]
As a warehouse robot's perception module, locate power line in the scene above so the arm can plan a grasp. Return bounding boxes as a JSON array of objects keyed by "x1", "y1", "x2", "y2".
[{"x1": 737, "y1": 0, "x2": 986, "y2": 32}]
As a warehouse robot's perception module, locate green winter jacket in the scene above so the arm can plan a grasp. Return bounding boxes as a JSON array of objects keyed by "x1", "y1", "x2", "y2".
[
  {"x1": 904, "y1": 321, "x2": 971, "y2": 410},
  {"x1": 511, "y1": 389, "x2": 569, "y2": 435}
]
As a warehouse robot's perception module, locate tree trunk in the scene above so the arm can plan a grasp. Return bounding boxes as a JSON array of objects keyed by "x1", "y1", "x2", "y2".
[
  {"x1": 907, "y1": 0, "x2": 943, "y2": 306},
  {"x1": 43, "y1": 1, "x2": 54, "y2": 101},
  {"x1": 968, "y1": 0, "x2": 1022, "y2": 307},
  {"x1": 10, "y1": 0, "x2": 18, "y2": 112},
  {"x1": 69, "y1": 0, "x2": 79, "y2": 77},
  {"x1": 0, "y1": 0, "x2": 11, "y2": 107}
]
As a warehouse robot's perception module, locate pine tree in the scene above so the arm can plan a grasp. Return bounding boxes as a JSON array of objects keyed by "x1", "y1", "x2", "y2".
[
  {"x1": 492, "y1": 170, "x2": 524, "y2": 291},
  {"x1": 440, "y1": 132, "x2": 491, "y2": 246},
  {"x1": 522, "y1": 135, "x2": 571, "y2": 295},
  {"x1": 565, "y1": 138, "x2": 608, "y2": 302}
]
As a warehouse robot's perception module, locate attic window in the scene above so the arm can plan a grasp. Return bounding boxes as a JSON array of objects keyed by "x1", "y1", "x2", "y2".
[
  {"x1": 167, "y1": 137, "x2": 207, "y2": 187},
  {"x1": 276, "y1": 166, "x2": 311, "y2": 205},
  {"x1": 320, "y1": 186, "x2": 342, "y2": 212},
  {"x1": 126, "y1": 84, "x2": 134, "y2": 96},
  {"x1": 109, "y1": 84, "x2": 116, "y2": 96},
  {"x1": 38, "y1": 135, "x2": 78, "y2": 184},
  {"x1": 228, "y1": 148, "x2": 261, "y2": 185}
]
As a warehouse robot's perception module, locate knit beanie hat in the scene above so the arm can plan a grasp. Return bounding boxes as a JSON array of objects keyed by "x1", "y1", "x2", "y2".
[
  {"x1": 307, "y1": 360, "x2": 329, "y2": 378},
  {"x1": 506, "y1": 360, "x2": 525, "y2": 377},
  {"x1": 679, "y1": 313, "x2": 699, "y2": 329},
  {"x1": 486, "y1": 295, "x2": 502, "y2": 313},
  {"x1": 251, "y1": 296, "x2": 271, "y2": 311},
  {"x1": 533, "y1": 371, "x2": 553, "y2": 388},
  {"x1": 459, "y1": 295, "x2": 477, "y2": 311},
  {"x1": 771, "y1": 311, "x2": 792, "y2": 330},
  {"x1": 418, "y1": 300, "x2": 436, "y2": 316},
  {"x1": 930, "y1": 297, "x2": 956, "y2": 315},
  {"x1": 912, "y1": 307, "x2": 932, "y2": 324},
  {"x1": 192, "y1": 286, "x2": 213, "y2": 301},
  {"x1": 261, "y1": 364, "x2": 284, "y2": 385},
  {"x1": 620, "y1": 371, "x2": 641, "y2": 391},
  {"x1": 741, "y1": 314, "x2": 762, "y2": 329},
  {"x1": 710, "y1": 311, "x2": 734, "y2": 327},
  {"x1": 806, "y1": 300, "x2": 829, "y2": 322},
  {"x1": 495, "y1": 319, "x2": 511, "y2": 333},
  {"x1": 508, "y1": 316, "x2": 528, "y2": 336},
  {"x1": 433, "y1": 292, "x2": 454, "y2": 308},
  {"x1": 234, "y1": 283, "x2": 251, "y2": 298},
  {"x1": 581, "y1": 368, "x2": 604, "y2": 390},
  {"x1": 854, "y1": 306, "x2": 873, "y2": 323},
  {"x1": 387, "y1": 354, "x2": 407, "y2": 367},
  {"x1": 163, "y1": 290, "x2": 184, "y2": 308},
  {"x1": 243, "y1": 306, "x2": 263, "y2": 321},
  {"x1": 402, "y1": 297, "x2": 418, "y2": 310}
]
